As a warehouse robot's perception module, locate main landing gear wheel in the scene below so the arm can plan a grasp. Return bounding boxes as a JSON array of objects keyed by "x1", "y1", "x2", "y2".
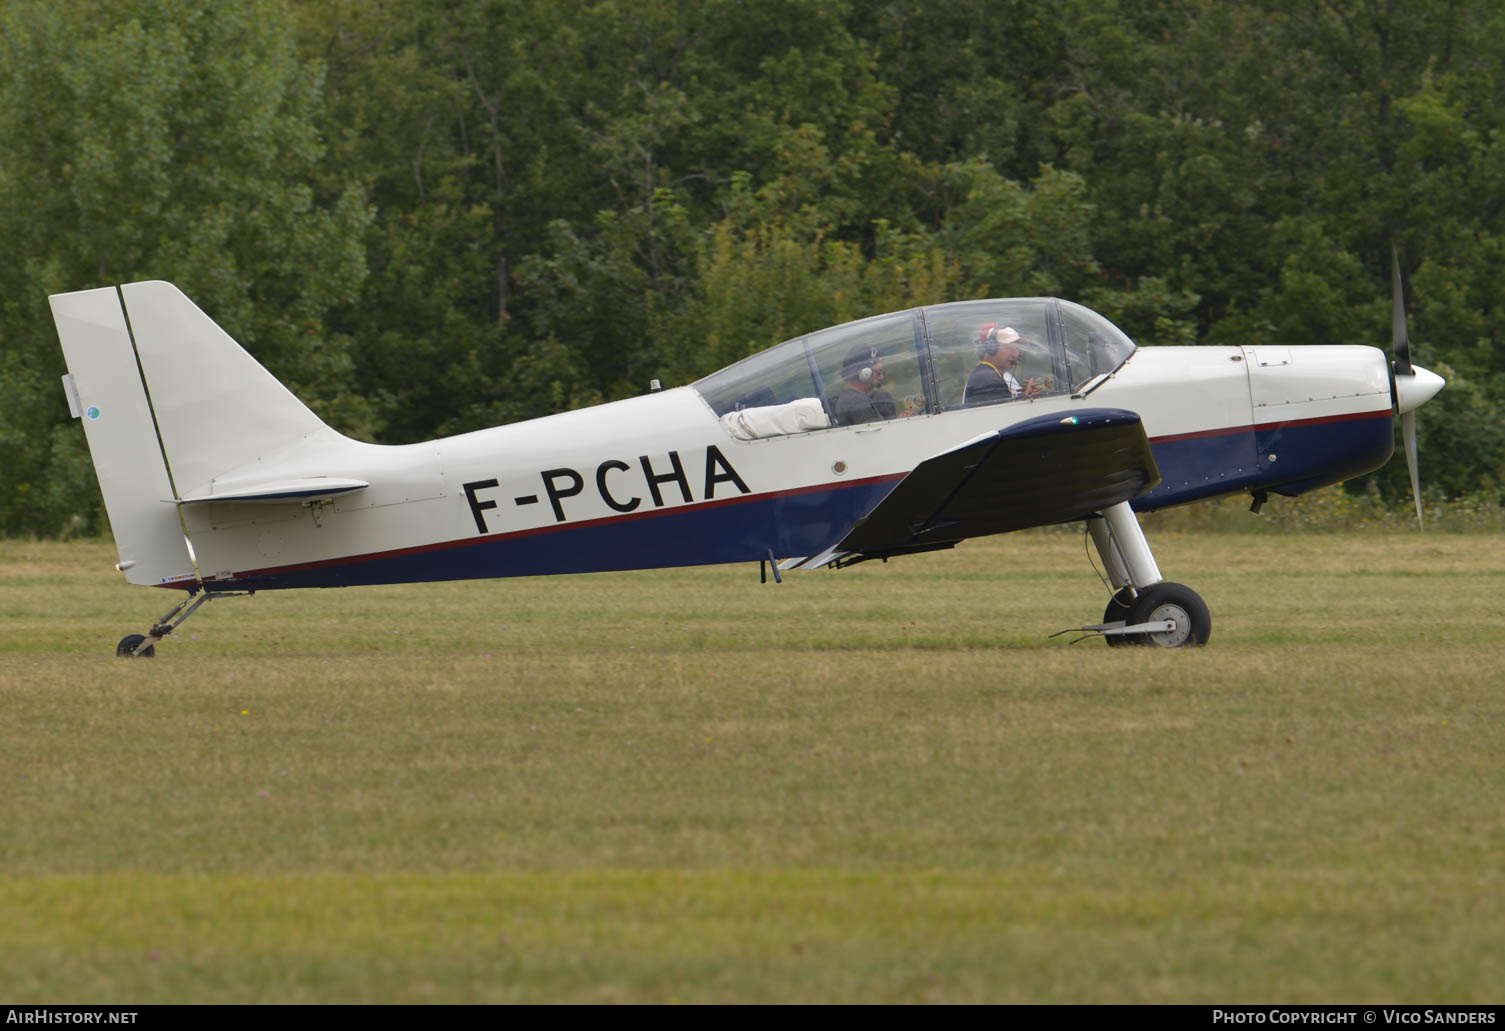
[
  {"x1": 116, "y1": 633, "x2": 156, "y2": 658},
  {"x1": 1125, "y1": 582, "x2": 1211, "y2": 648},
  {"x1": 1102, "y1": 587, "x2": 1136, "y2": 648}
]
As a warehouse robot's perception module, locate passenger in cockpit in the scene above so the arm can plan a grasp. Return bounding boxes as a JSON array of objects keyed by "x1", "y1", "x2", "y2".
[
  {"x1": 964, "y1": 323, "x2": 1040, "y2": 405},
  {"x1": 833, "y1": 342, "x2": 899, "y2": 426}
]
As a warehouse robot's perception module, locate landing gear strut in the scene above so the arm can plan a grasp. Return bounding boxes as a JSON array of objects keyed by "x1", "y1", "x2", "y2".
[
  {"x1": 115, "y1": 589, "x2": 254, "y2": 657},
  {"x1": 1064, "y1": 502, "x2": 1212, "y2": 648}
]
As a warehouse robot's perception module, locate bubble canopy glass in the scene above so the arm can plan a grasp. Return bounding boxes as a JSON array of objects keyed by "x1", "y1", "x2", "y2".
[{"x1": 693, "y1": 298, "x2": 1136, "y2": 435}]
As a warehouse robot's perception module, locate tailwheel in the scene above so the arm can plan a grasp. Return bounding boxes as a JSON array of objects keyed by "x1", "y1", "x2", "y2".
[
  {"x1": 111, "y1": 589, "x2": 255, "y2": 658},
  {"x1": 1101, "y1": 587, "x2": 1136, "y2": 648},
  {"x1": 116, "y1": 633, "x2": 156, "y2": 658},
  {"x1": 1125, "y1": 582, "x2": 1211, "y2": 648}
]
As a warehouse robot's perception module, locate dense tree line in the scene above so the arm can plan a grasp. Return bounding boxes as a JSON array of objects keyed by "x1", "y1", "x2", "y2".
[{"x1": 2, "y1": 0, "x2": 1502, "y2": 536}]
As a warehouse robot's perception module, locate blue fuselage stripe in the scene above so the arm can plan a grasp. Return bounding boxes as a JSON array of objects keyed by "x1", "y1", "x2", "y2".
[
  {"x1": 223, "y1": 476, "x2": 903, "y2": 590},
  {"x1": 1139, "y1": 410, "x2": 1392, "y2": 508},
  {"x1": 206, "y1": 410, "x2": 1392, "y2": 591}
]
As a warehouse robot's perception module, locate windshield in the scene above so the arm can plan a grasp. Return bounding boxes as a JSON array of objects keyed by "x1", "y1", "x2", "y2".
[{"x1": 1058, "y1": 299, "x2": 1136, "y2": 390}]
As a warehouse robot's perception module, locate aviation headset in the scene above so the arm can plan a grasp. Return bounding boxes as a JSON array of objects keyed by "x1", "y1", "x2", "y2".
[
  {"x1": 842, "y1": 346, "x2": 880, "y2": 383},
  {"x1": 977, "y1": 322, "x2": 1022, "y2": 360}
]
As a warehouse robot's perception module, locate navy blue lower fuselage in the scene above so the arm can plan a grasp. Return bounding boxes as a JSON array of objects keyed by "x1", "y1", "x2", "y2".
[{"x1": 197, "y1": 409, "x2": 1393, "y2": 592}]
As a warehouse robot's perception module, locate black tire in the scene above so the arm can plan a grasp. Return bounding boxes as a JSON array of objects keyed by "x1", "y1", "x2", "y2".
[
  {"x1": 116, "y1": 633, "x2": 156, "y2": 658},
  {"x1": 1125, "y1": 582, "x2": 1211, "y2": 648},
  {"x1": 1101, "y1": 587, "x2": 1136, "y2": 648}
]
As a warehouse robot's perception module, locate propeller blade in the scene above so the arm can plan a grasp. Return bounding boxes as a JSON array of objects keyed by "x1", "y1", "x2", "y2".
[
  {"x1": 1401, "y1": 409, "x2": 1423, "y2": 531},
  {"x1": 1389, "y1": 245, "x2": 1436, "y2": 531},
  {"x1": 1392, "y1": 247, "x2": 1413, "y2": 375}
]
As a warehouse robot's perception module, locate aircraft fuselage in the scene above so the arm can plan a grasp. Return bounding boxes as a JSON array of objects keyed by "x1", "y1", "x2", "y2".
[{"x1": 171, "y1": 343, "x2": 1393, "y2": 591}]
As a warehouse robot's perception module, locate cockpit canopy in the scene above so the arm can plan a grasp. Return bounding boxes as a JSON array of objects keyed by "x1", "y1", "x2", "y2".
[{"x1": 694, "y1": 298, "x2": 1136, "y2": 439}]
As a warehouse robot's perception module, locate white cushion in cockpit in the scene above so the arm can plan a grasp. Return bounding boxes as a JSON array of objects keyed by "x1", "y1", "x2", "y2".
[{"x1": 720, "y1": 397, "x2": 830, "y2": 440}]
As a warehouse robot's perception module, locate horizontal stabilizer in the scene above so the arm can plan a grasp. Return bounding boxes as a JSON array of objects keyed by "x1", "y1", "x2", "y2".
[
  {"x1": 176, "y1": 477, "x2": 369, "y2": 504},
  {"x1": 838, "y1": 408, "x2": 1160, "y2": 557}
]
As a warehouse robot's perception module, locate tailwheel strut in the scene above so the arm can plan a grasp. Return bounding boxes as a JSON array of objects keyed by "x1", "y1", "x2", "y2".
[{"x1": 116, "y1": 589, "x2": 255, "y2": 657}]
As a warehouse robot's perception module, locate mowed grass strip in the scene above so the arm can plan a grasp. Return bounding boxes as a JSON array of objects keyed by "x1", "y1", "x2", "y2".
[
  {"x1": 1, "y1": 533, "x2": 1503, "y2": 1002},
  {"x1": 1, "y1": 869, "x2": 1499, "y2": 1004}
]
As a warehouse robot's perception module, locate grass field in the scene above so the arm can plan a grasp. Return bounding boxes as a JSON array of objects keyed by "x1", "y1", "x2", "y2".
[{"x1": 2, "y1": 532, "x2": 1503, "y2": 1003}]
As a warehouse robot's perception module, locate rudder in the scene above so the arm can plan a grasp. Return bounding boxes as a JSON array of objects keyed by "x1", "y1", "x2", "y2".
[{"x1": 51, "y1": 287, "x2": 192, "y2": 587}]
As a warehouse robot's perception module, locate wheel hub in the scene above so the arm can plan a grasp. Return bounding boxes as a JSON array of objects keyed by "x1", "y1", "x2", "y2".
[{"x1": 1143, "y1": 603, "x2": 1191, "y2": 647}]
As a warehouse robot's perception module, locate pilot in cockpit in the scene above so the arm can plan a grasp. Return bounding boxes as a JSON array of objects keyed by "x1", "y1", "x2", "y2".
[
  {"x1": 964, "y1": 323, "x2": 1042, "y2": 405},
  {"x1": 833, "y1": 341, "x2": 899, "y2": 426}
]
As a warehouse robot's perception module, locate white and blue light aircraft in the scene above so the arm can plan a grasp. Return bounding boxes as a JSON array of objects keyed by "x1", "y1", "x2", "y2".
[{"x1": 51, "y1": 277, "x2": 1443, "y2": 655}]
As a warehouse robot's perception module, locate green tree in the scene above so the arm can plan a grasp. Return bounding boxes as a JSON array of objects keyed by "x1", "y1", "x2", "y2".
[{"x1": 0, "y1": 0, "x2": 370, "y2": 535}]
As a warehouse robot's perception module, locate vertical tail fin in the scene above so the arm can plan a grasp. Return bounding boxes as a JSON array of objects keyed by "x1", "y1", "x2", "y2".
[
  {"x1": 51, "y1": 281, "x2": 337, "y2": 587},
  {"x1": 118, "y1": 281, "x2": 333, "y2": 494}
]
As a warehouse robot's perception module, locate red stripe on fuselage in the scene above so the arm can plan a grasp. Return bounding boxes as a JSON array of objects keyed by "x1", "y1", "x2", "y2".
[
  {"x1": 1149, "y1": 406, "x2": 1389, "y2": 445},
  {"x1": 207, "y1": 471, "x2": 909, "y2": 584}
]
